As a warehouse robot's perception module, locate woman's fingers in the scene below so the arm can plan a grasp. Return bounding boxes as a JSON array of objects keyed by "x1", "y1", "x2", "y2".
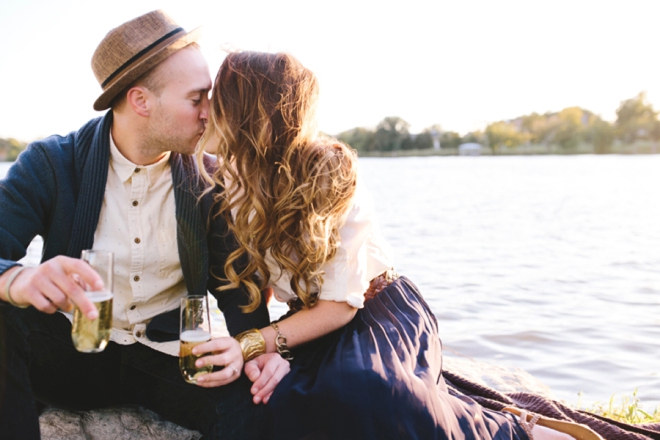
[
  {"x1": 191, "y1": 337, "x2": 244, "y2": 388},
  {"x1": 195, "y1": 365, "x2": 240, "y2": 388},
  {"x1": 246, "y1": 353, "x2": 291, "y2": 404},
  {"x1": 193, "y1": 338, "x2": 242, "y2": 368},
  {"x1": 252, "y1": 358, "x2": 290, "y2": 404},
  {"x1": 193, "y1": 336, "x2": 239, "y2": 357},
  {"x1": 195, "y1": 351, "x2": 236, "y2": 369}
]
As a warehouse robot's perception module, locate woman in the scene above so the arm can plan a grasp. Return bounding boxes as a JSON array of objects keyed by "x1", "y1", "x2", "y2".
[{"x1": 194, "y1": 51, "x2": 600, "y2": 440}]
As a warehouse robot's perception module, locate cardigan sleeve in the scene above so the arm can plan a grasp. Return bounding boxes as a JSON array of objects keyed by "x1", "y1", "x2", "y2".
[
  {"x1": 206, "y1": 217, "x2": 270, "y2": 336},
  {"x1": 203, "y1": 185, "x2": 270, "y2": 336},
  {"x1": 0, "y1": 144, "x2": 57, "y2": 275}
]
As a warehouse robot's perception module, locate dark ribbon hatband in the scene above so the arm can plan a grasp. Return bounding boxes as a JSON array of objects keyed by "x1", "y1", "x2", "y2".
[{"x1": 101, "y1": 27, "x2": 184, "y2": 88}]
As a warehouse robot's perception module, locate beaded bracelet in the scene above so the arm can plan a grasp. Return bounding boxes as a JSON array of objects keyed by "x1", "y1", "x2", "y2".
[
  {"x1": 4, "y1": 266, "x2": 28, "y2": 308},
  {"x1": 234, "y1": 328, "x2": 266, "y2": 362},
  {"x1": 270, "y1": 322, "x2": 293, "y2": 360}
]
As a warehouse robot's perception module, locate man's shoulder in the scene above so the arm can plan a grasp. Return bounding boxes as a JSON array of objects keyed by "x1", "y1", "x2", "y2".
[{"x1": 24, "y1": 116, "x2": 108, "y2": 160}]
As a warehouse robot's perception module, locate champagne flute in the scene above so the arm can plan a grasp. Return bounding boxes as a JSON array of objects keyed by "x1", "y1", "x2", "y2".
[
  {"x1": 71, "y1": 250, "x2": 114, "y2": 353},
  {"x1": 179, "y1": 295, "x2": 212, "y2": 384}
]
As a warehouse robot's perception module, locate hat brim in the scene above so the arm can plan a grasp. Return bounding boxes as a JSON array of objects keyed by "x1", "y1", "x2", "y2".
[{"x1": 93, "y1": 26, "x2": 203, "y2": 111}]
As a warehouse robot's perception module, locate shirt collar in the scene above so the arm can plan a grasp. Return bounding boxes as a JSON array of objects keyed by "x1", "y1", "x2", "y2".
[{"x1": 109, "y1": 134, "x2": 171, "y2": 185}]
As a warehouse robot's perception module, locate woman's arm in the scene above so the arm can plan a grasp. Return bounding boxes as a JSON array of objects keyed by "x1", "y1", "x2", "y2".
[
  {"x1": 192, "y1": 298, "x2": 355, "y2": 400},
  {"x1": 259, "y1": 299, "x2": 358, "y2": 353}
]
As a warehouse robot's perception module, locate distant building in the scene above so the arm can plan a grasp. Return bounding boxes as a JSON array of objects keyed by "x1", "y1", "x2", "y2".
[
  {"x1": 430, "y1": 128, "x2": 441, "y2": 150},
  {"x1": 458, "y1": 143, "x2": 482, "y2": 156}
]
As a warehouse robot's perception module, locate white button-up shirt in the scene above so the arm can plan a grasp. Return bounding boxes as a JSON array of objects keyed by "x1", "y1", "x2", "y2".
[{"x1": 62, "y1": 135, "x2": 185, "y2": 356}]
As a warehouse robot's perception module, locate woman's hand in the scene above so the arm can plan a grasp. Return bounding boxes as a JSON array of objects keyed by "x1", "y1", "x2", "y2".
[
  {"x1": 192, "y1": 337, "x2": 244, "y2": 388},
  {"x1": 244, "y1": 353, "x2": 291, "y2": 404}
]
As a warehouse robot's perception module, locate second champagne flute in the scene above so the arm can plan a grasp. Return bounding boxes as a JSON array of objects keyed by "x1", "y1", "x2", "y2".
[{"x1": 179, "y1": 295, "x2": 212, "y2": 384}]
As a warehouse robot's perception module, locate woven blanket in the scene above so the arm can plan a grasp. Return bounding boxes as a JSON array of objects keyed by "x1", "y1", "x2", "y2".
[{"x1": 443, "y1": 370, "x2": 660, "y2": 440}]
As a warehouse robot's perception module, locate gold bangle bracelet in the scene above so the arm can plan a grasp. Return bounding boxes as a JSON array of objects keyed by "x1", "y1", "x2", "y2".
[
  {"x1": 270, "y1": 322, "x2": 293, "y2": 360},
  {"x1": 234, "y1": 328, "x2": 266, "y2": 362},
  {"x1": 4, "y1": 266, "x2": 28, "y2": 309}
]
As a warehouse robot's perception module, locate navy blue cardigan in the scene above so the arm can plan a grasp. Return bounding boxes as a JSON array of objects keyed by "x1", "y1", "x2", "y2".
[{"x1": 0, "y1": 113, "x2": 268, "y2": 338}]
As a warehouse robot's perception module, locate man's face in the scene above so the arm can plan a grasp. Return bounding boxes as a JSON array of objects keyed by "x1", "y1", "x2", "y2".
[{"x1": 146, "y1": 46, "x2": 211, "y2": 156}]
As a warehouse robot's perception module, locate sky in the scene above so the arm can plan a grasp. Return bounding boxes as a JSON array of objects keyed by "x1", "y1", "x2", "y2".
[{"x1": 1, "y1": 0, "x2": 659, "y2": 142}]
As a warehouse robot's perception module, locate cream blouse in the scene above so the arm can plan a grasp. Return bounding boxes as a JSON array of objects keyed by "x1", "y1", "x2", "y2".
[{"x1": 228, "y1": 171, "x2": 393, "y2": 309}]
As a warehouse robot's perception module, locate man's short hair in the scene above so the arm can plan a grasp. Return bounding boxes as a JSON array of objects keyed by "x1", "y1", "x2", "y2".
[{"x1": 110, "y1": 42, "x2": 200, "y2": 110}]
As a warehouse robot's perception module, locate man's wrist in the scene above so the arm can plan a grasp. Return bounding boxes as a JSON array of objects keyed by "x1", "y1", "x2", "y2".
[{"x1": 2, "y1": 266, "x2": 29, "y2": 308}]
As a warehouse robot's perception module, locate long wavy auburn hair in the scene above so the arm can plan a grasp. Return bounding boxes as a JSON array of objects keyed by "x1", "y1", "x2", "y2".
[{"x1": 197, "y1": 51, "x2": 358, "y2": 312}]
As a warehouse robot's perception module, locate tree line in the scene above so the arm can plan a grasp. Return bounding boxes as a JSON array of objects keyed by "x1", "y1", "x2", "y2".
[
  {"x1": 3, "y1": 92, "x2": 659, "y2": 160},
  {"x1": 0, "y1": 138, "x2": 26, "y2": 161},
  {"x1": 337, "y1": 92, "x2": 660, "y2": 154}
]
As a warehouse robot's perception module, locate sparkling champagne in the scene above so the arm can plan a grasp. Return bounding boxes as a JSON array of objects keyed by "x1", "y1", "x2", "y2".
[
  {"x1": 179, "y1": 329, "x2": 212, "y2": 384},
  {"x1": 71, "y1": 290, "x2": 113, "y2": 353}
]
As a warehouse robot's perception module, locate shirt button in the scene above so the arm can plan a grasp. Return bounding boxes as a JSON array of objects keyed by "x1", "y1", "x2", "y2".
[
  {"x1": 130, "y1": 305, "x2": 136, "y2": 310},
  {"x1": 134, "y1": 168, "x2": 140, "y2": 173},
  {"x1": 132, "y1": 200, "x2": 139, "y2": 207},
  {"x1": 134, "y1": 237, "x2": 141, "y2": 244},
  {"x1": 135, "y1": 331, "x2": 143, "y2": 338},
  {"x1": 133, "y1": 275, "x2": 140, "y2": 282}
]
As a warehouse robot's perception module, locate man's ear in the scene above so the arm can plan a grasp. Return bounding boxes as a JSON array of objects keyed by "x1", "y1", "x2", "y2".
[{"x1": 126, "y1": 86, "x2": 151, "y2": 117}]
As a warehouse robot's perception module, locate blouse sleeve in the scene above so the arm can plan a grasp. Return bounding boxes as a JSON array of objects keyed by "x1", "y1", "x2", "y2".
[{"x1": 317, "y1": 178, "x2": 393, "y2": 309}]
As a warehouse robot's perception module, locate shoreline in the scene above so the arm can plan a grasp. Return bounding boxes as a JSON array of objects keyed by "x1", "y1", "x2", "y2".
[{"x1": 356, "y1": 144, "x2": 660, "y2": 157}]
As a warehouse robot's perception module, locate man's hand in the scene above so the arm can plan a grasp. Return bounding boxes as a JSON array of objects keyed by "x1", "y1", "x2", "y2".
[
  {"x1": 244, "y1": 353, "x2": 290, "y2": 404},
  {"x1": 1, "y1": 256, "x2": 103, "y2": 319}
]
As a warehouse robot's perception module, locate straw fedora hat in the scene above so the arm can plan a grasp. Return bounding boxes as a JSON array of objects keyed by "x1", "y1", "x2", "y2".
[{"x1": 91, "y1": 10, "x2": 201, "y2": 111}]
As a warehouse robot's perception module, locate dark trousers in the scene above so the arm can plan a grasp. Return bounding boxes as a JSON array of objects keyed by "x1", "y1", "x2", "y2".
[{"x1": 0, "y1": 304, "x2": 266, "y2": 440}]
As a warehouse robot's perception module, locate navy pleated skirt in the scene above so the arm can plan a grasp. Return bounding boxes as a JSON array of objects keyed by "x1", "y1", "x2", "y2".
[{"x1": 265, "y1": 276, "x2": 529, "y2": 440}]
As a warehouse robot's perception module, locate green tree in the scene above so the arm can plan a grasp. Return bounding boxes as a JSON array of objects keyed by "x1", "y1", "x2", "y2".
[
  {"x1": 440, "y1": 131, "x2": 462, "y2": 149},
  {"x1": 374, "y1": 116, "x2": 410, "y2": 151},
  {"x1": 589, "y1": 118, "x2": 615, "y2": 154},
  {"x1": 650, "y1": 120, "x2": 660, "y2": 146},
  {"x1": 521, "y1": 112, "x2": 559, "y2": 145},
  {"x1": 485, "y1": 121, "x2": 527, "y2": 151},
  {"x1": 615, "y1": 92, "x2": 658, "y2": 143},
  {"x1": 407, "y1": 131, "x2": 433, "y2": 150},
  {"x1": 336, "y1": 127, "x2": 376, "y2": 152},
  {"x1": 461, "y1": 131, "x2": 485, "y2": 145},
  {"x1": 0, "y1": 138, "x2": 27, "y2": 161},
  {"x1": 554, "y1": 107, "x2": 589, "y2": 149}
]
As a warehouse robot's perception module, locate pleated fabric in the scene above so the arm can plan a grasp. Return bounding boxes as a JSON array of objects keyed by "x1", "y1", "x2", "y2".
[{"x1": 265, "y1": 276, "x2": 529, "y2": 440}]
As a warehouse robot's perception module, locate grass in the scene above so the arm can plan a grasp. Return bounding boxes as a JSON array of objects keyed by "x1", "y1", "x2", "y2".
[{"x1": 579, "y1": 390, "x2": 660, "y2": 424}]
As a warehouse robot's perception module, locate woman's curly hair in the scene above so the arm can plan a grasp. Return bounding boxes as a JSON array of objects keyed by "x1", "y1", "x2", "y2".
[{"x1": 197, "y1": 51, "x2": 358, "y2": 312}]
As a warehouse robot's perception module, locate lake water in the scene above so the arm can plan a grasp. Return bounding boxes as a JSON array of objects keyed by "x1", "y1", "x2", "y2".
[{"x1": 2, "y1": 155, "x2": 659, "y2": 409}]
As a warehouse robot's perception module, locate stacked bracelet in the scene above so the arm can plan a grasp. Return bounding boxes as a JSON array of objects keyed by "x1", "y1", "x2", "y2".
[
  {"x1": 234, "y1": 329, "x2": 266, "y2": 362},
  {"x1": 271, "y1": 322, "x2": 293, "y2": 360},
  {"x1": 4, "y1": 266, "x2": 28, "y2": 309}
]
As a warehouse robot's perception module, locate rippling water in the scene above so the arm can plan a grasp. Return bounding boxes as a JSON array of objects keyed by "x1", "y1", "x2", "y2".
[
  {"x1": 3, "y1": 155, "x2": 659, "y2": 408},
  {"x1": 359, "y1": 155, "x2": 660, "y2": 408}
]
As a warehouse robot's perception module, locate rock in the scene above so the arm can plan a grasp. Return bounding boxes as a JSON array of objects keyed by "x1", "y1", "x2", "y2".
[
  {"x1": 39, "y1": 355, "x2": 554, "y2": 439},
  {"x1": 40, "y1": 406, "x2": 201, "y2": 440}
]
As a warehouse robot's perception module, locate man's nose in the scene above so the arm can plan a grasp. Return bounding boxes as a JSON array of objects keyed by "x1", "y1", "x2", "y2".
[{"x1": 199, "y1": 95, "x2": 210, "y2": 121}]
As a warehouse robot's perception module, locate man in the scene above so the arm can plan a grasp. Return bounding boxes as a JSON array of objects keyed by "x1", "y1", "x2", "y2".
[{"x1": 0, "y1": 10, "x2": 288, "y2": 439}]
